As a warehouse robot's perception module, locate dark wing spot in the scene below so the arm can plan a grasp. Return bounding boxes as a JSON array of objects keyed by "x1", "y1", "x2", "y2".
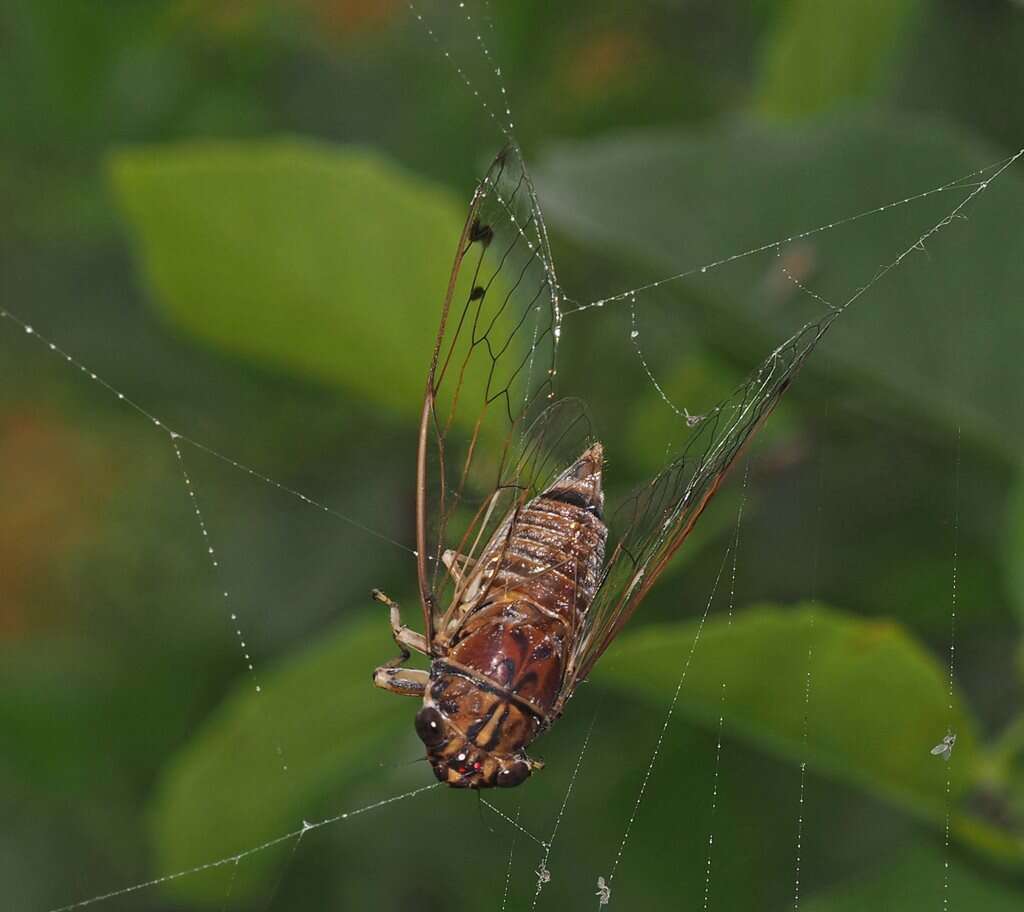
[
  {"x1": 469, "y1": 285, "x2": 486, "y2": 301},
  {"x1": 469, "y1": 217, "x2": 494, "y2": 247}
]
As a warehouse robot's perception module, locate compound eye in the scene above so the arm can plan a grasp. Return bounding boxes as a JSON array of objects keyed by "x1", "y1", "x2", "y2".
[
  {"x1": 496, "y1": 760, "x2": 531, "y2": 788},
  {"x1": 430, "y1": 761, "x2": 449, "y2": 783},
  {"x1": 414, "y1": 707, "x2": 446, "y2": 748}
]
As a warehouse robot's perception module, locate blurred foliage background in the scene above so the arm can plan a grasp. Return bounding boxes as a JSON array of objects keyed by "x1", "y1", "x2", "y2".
[{"x1": 3, "y1": 0, "x2": 1024, "y2": 909}]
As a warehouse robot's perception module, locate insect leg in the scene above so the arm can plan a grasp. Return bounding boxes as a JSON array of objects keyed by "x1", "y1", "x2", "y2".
[
  {"x1": 441, "y1": 548, "x2": 477, "y2": 584},
  {"x1": 371, "y1": 588, "x2": 429, "y2": 664},
  {"x1": 372, "y1": 666, "x2": 428, "y2": 697}
]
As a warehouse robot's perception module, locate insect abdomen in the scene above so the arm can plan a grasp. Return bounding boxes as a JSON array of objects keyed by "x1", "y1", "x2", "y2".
[
  {"x1": 447, "y1": 444, "x2": 607, "y2": 720},
  {"x1": 448, "y1": 600, "x2": 568, "y2": 717}
]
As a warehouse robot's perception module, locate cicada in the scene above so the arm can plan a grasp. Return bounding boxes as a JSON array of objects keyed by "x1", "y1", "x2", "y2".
[{"x1": 372, "y1": 146, "x2": 829, "y2": 788}]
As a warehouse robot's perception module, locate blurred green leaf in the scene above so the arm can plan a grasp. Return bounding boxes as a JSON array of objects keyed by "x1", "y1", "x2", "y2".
[
  {"x1": 1007, "y1": 474, "x2": 1024, "y2": 628},
  {"x1": 535, "y1": 112, "x2": 1024, "y2": 460},
  {"x1": 805, "y1": 842, "x2": 1024, "y2": 910},
  {"x1": 0, "y1": 638, "x2": 172, "y2": 794},
  {"x1": 756, "y1": 0, "x2": 921, "y2": 117},
  {"x1": 18, "y1": 651, "x2": 197, "y2": 792},
  {"x1": 150, "y1": 614, "x2": 411, "y2": 905},
  {"x1": 109, "y1": 139, "x2": 469, "y2": 417},
  {"x1": 598, "y1": 603, "x2": 1019, "y2": 862}
]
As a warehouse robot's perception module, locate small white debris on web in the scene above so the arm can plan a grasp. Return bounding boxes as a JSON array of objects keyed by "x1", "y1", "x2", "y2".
[
  {"x1": 930, "y1": 730, "x2": 956, "y2": 761},
  {"x1": 535, "y1": 862, "x2": 551, "y2": 885},
  {"x1": 627, "y1": 299, "x2": 707, "y2": 429},
  {"x1": 596, "y1": 875, "x2": 611, "y2": 905}
]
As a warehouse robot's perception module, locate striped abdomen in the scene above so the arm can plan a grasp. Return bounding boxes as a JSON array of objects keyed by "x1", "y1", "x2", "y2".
[
  {"x1": 446, "y1": 484, "x2": 607, "y2": 719},
  {"x1": 420, "y1": 443, "x2": 607, "y2": 787}
]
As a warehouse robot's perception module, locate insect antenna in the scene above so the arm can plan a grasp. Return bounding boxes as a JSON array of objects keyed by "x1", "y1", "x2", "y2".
[{"x1": 377, "y1": 754, "x2": 430, "y2": 771}]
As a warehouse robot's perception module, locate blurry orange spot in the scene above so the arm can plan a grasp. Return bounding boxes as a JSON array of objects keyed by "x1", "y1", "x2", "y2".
[
  {"x1": 0, "y1": 411, "x2": 108, "y2": 637},
  {"x1": 176, "y1": 0, "x2": 270, "y2": 36},
  {"x1": 561, "y1": 29, "x2": 647, "y2": 101},
  {"x1": 852, "y1": 621, "x2": 897, "y2": 652},
  {"x1": 301, "y1": 0, "x2": 403, "y2": 39}
]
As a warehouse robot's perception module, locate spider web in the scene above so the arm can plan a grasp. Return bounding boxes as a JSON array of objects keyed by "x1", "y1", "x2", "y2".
[{"x1": 2, "y1": 2, "x2": 1020, "y2": 910}]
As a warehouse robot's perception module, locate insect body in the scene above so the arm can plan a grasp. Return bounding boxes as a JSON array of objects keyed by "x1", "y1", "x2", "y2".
[
  {"x1": 372, "y1": 146, "x2": 825, "y2": 788},
  {"x1": 374, "y1": 444, "x2": 606, "y2": 787}
]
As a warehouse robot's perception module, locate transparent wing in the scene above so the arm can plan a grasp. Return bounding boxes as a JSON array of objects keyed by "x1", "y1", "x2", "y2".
[
  {"x1": 561, "y1": 314, "x2": 839, "y2": 697},
  {"x1": 415, "y1": 146, "x2": 591, "y2": 647}
]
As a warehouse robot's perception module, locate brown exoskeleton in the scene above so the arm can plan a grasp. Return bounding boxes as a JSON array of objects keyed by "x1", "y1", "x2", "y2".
[
  {"x1": 374, "y1": 443, "x2": 605, "y2": 788},
  {"x1": 372, "y1": 146, "x2": 822, "y2": 788}
]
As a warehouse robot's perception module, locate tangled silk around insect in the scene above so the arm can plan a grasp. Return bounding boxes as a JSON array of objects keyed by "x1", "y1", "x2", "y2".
[{"x1": 371, "y1": 145, "x2": 834, "y2": 788}]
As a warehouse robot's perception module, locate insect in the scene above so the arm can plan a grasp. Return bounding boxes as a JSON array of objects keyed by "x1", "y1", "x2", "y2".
[
  {"x1": 930, "y1": 730, "x2": 957, "y2": 761},
  {"x1": 372, "y1": 145, "x2": 830, "y2": 788},
  {"x1": 596, "y1": 875, "x2": 611, "y2": 905}
]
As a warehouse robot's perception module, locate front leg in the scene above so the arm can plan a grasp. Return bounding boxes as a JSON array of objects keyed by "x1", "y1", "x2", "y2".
[
  {"x1": 371, "y1": 589, "x2": 430, "y2": 697},
  {"x1": 373, "y1": 665, "x2": 428, "y2": 697},
  {"x1": 371, "y1": 588, "x2": 429, "y2": 666},
  {"x1": 442, "y1": 549, "x2": 476, "y2": 584}
]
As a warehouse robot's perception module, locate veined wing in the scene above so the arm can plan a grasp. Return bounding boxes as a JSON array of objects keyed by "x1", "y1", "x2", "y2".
[
  {"x1": 559, "y1": 314, "x2": 838, "y2": 702},
  {"x1": 416, "y1": 146, "x2": 591, "y2": 648}
]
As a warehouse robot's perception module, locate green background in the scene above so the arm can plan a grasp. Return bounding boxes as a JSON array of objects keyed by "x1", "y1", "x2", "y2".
[{"x1": 3, "y1": 1, "x2": 1024, "y2": 909}]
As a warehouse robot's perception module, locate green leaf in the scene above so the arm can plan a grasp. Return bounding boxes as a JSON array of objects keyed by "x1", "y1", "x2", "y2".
[
  {"x1": 598, "y1": 603, "x2": 1020, "y2": 863},
  {"x1": 534, "y1": 112, "x2": 1024, "y2": 460},
  {"x1": 109, "y1": 139, "x2": 469, "y2": 418},
  {"x1": 0, "y1": 637, "x2": 183, "y2": 795},
  {"x1": 1007, "y1": 473, "x2": 1024, "y2": 628},
  {"x1": 756, "y1": 0, "x2": 921, "y2": 117},
  {"x1": 805, "y1": 842, "x2": 1024, "y2": 911},
  {"x1": 149, "y1": 614, "x2": 413, "y2": 905}
]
